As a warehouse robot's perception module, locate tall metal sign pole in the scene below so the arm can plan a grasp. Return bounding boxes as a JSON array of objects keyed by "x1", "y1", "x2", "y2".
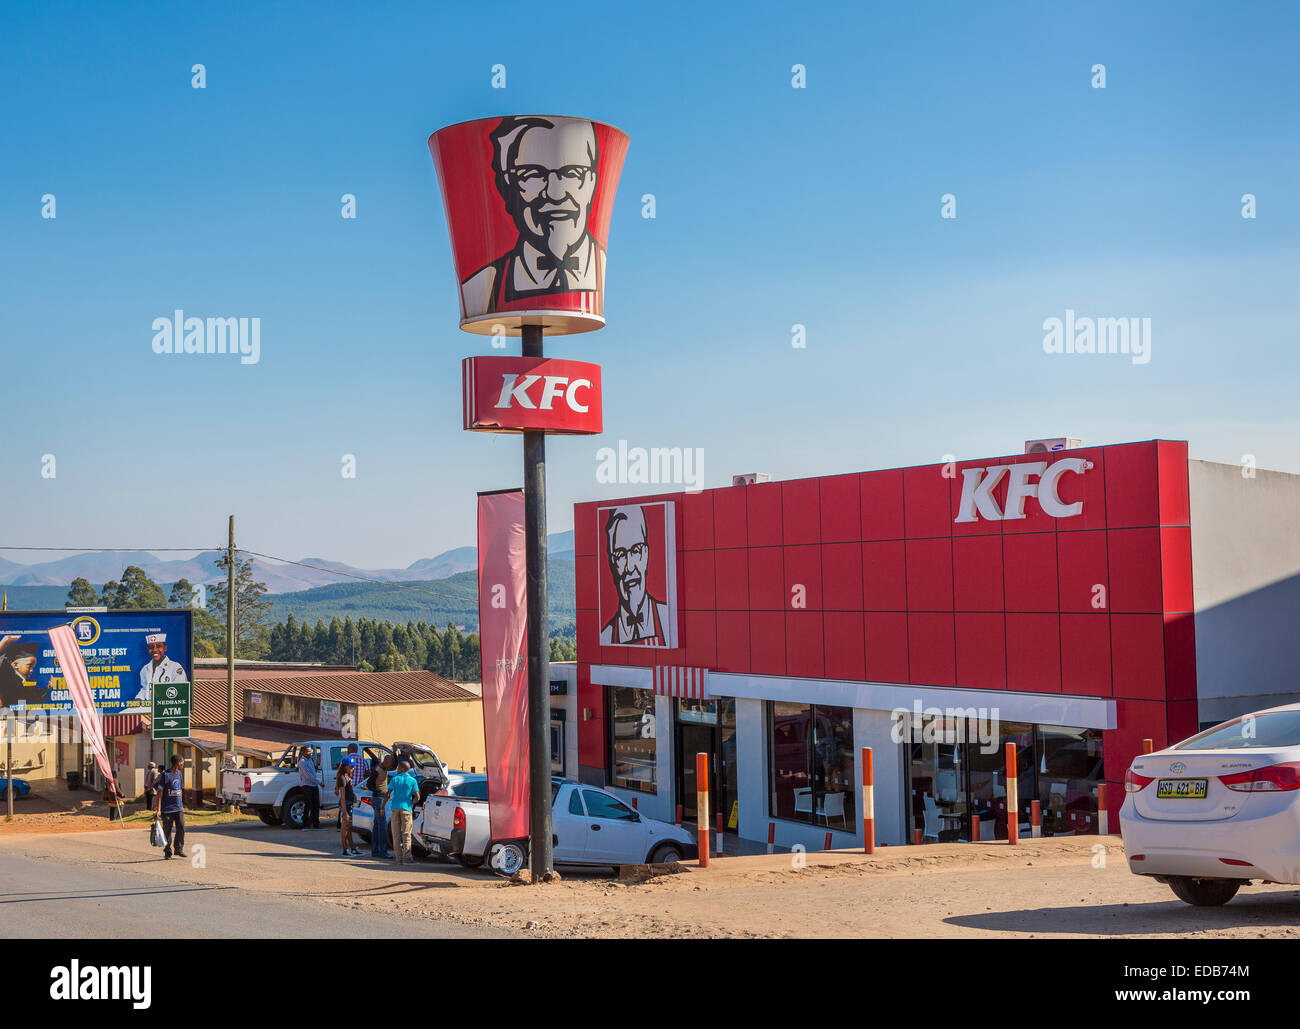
[
  {"x1": 429, "y1": 115, "x2": 629, "y2": 882},
  {"x1": 521, "y1": 324, "x2": 552, "y2": 878}
]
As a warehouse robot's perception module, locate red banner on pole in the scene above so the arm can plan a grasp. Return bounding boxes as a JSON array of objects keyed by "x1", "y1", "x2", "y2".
[
  {"x1": 48, "y1": 624, "x2": 116, "y2": 788},
  {"x1": 477, "y1": 489, "x2": 530, "y2": 842}
]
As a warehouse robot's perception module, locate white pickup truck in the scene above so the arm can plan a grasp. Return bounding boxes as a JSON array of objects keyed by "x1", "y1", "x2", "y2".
[
  {"x1": 418, "y1": 777, "x2": 697, "y2": 875},
  {"x1": 221, "y1": 741, "x2": 448, "y2": 830}
]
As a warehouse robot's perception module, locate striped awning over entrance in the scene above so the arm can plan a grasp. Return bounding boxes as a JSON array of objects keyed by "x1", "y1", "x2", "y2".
[{"x1": 651, "y1": 665, "x2": 709, "y2": 700}]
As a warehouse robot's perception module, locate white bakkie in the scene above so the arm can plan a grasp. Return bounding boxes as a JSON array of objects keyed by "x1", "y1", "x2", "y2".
[
  {"x1": 1120, "y1": 703, "x2": 1300, "y2": 906},
  {"x1": 418, "y1": 777, "x2": 697, "y2": 876}
]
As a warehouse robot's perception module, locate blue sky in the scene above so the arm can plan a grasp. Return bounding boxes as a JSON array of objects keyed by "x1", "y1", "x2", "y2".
[{"x1": 1, "y1": 1, "x2": 1297, "y2": 570}]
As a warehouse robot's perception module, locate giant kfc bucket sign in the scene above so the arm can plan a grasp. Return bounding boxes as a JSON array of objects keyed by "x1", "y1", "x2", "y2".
[{"x1": 428, "y1": 115, "x2": 630, "y2": 336}]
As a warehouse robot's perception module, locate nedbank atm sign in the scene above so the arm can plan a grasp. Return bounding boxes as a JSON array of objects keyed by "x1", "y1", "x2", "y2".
[{"x1": 954, "y1": 457, "x2": 1092, "y2": 523}]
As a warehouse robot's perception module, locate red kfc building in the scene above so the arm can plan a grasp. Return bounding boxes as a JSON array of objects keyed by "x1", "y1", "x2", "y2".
[{"x1": 567, "y1": 439, "x2": 1300, "y2": 851}]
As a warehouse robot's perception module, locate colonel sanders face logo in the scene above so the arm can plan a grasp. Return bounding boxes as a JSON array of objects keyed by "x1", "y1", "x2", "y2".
[
  {"x1": 459, "y1": 117, "x2": 606, "y2": 318},
  {"x1": 598, "y1": 503, "x2": 678, "y2": 648}
]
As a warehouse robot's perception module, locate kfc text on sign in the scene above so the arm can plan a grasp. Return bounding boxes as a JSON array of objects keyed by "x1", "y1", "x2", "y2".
[
  {"x1": 954, "y1": 458, "x2": 1092, "y2": 523},
  {"x1": 462, "y1": 356, "x2": 603, "y2": 434}
]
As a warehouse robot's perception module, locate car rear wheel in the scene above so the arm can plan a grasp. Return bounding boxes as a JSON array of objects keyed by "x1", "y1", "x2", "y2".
[
  {"x1": 281, "y1": 791, "x2": 306, "y2": 830},
  {"x1": 257, "y1": 809, "x2": 282, "y2": 826},
  {"x1": 650, "y1": 843, "x2": 684, "y2": 865},
  {"x1": 1167, "y1": 877, "x2": 1242, "y2": 906}
]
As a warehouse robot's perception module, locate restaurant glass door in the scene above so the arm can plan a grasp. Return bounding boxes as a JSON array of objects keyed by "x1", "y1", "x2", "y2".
[{"x1": 675, "y1": 698, "x2": 736, "y2": 828}]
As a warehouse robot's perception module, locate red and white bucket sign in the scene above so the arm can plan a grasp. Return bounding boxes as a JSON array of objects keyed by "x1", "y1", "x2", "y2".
[
  {"x1": 462, "y1": 356, "x2": 603, "y2": 434},
  {"x1": 428, "y1": 115, "x2": 629, "y2": 336}
]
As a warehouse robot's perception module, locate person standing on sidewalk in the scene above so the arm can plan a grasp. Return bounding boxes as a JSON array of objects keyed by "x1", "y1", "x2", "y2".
[
  {"x1": 154, "y1": 754, "x2": 187, "y2": 859},
  {"x1": 296, "y1": 746, "x2": 321, "y2": 829},
  {"x1": 364, "y1": 759, "x2": 390, "y2": 858},
  {"x1": 143, "y1": 762, "x2": 160, "y2": 811},
  {"x1": 386, "y1": 760, "x2": 420, "y2": 865},
  {"x1": 335, "y1": 761, "x2": 360, "y2": 856}
]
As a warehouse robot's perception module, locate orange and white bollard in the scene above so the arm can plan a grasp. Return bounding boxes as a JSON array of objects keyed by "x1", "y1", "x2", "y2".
[
  {"x1": 1006, "y1": 742, "x2": 1018, "y2": 846},
  {"x1": 716, "y1": 812, "x2": 724, "y2": 857},
  {"x1": 675, "y1": 803, "x2": 682, "y2": 826},
  {"x1": 1142, "y1": 738, "x2": 1154, "y2": 754},
  {"x1": 631, "y1": 795, "x2": 638, "y2": 810},
  {"x1": 971, "y1": 813, "x2": 980, "y2": 843},
  {"x1": 913, "y1": 828, "x2": 923, "y2": 846},
  {"x1": 767, "y1": 821, "x2": 776, "y2": 855},
  {"x1": 824, "y1": 830, "x2": 833, "y2": 851},
  {"x1": 862, "y1": 747, "x2": 875, "y2": 855},
  {"x1": 1031, "y1": 799, "x2": 1042, "y2": 838},
  {"x1": 696, "y1": 752, "x2": 710, "y2": 868},
  {"x1": 1098, "y1": 782, "x2": 1108, "y2": 836}
]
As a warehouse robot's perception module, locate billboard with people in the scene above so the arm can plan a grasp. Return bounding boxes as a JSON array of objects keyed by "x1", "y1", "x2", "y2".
[{"x1": 0, "y1": 609, "x2": 193, "y2": 715}]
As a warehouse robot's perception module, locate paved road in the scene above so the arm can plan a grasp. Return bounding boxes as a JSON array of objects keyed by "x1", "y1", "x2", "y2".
[{"x1": 0, "y1": 848, "x2": 512, "y2": 938}]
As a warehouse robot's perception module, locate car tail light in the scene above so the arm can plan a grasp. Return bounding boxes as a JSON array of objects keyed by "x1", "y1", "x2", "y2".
[
  {"x1": 1219, "y1": 762, "x2": 1300, "y2": 792},
  {"x1": 1125, "y1": 768, "x2": 1154, "y2": 792},
  {"x1": 1129, "y1": 854, "x2": 1145, "y2": 861},
  {"x1": 243, "y1": 776, "x2": 252, "y2": 793},
  {"x1": 453, "y1": 806, "x2": 466, "y2": 831},
  {"x1": 1219, "y1": 858, "x2": 1253, "y2": 866}
]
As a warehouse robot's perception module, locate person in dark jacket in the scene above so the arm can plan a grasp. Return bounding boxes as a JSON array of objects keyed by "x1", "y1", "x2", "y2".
[{"x1": 154, "y1": 754, "x2": 187, "y2": 859}]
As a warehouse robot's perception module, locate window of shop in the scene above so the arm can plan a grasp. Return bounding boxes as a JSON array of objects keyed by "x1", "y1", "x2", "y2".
[
  {"x1": 768, "y1": 702, "x2": 855, "y2": 828},
  {"x1": 907, "y1": 718, "x2": 1103, "y2": 840},
  {"x1": 607, "y1": 685, "x2": 657, "y2": 793}
]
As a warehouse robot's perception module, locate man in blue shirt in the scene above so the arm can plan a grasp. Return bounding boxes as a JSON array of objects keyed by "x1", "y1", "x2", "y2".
[
  {"x1": 153, "y1": 754, "x2": 187, "y2": 859},
  {"x1": 386, "y1": 760, "x2": 421, "y2": 864}
]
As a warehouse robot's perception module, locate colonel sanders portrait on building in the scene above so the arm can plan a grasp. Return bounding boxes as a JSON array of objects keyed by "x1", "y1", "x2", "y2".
[
  {"x1": 599, "y1": 504, "x2": 675, "y2": 647},
  {"x1": 459, "y1": 116, "x2": 605, "y2": 319}
]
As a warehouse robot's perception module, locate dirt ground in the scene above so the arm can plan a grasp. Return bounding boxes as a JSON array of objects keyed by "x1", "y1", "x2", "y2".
[{"x1": 4, "y1": 818, "x2": 1300, "y2": 938}]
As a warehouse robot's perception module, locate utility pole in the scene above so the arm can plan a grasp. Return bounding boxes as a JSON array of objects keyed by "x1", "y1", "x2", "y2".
[
  {"x1": 226, "y1": 514, "x2": 236, "y2": 756},
  {"x1": 5, "y1": 734, "x2": 13, "y2": 823},
  {"x1": 522, "y1": 323, "x2": 554, "y2": 882}
]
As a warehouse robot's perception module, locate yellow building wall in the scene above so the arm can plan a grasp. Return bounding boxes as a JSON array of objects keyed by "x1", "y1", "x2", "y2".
[{"x1": 356, "y1": 700, "x2": 485, "y2": 773}]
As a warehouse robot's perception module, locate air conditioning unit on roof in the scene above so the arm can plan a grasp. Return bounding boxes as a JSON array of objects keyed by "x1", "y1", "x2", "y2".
[
  {"x1": 1024, "y1": 438, "x2": 1083, "y2": 455},
  {"x1": 731, "y1": 472, "x2": 771, "y2": 487}
]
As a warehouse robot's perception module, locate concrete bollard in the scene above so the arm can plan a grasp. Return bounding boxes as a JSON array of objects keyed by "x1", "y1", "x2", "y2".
[
  {"x1": 971, "y1": 814, "x2": 980, "y2": 843},
  {"x1": 1098, "y1": 782, "x2": 1108, "y2": 836},
  {"x1": 1031, "y1": 799, "x2": 1042, "y2": 839}
]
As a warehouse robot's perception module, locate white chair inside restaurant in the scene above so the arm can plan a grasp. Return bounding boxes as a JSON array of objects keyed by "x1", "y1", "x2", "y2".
[
  {"x1": 818, "y1": 790, "x2": 847, "y2": 827},
  {"x1": 793, "y1": 787, "x2": 813, "y2": 818}
]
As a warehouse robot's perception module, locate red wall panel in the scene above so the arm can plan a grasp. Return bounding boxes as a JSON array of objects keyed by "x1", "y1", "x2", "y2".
[
  {"x1": 684, "y1": 610, "x2": 717, "y2": 669},
  {"x1": 747, "y1": 547, "x2": 785, "y2": 611},
  {"x1": 1107, "y1": 528, "x2": 1164, "y2": 613},
  {"x1": 714, "y1": 548, "x2": 750, "y2": 610},
  {"x1": 822, "y1": 541, "x2": 864, "y2": 610},
  {"x1": 1110, "y1": 613, "x2": 1167, "y2": 701},
  {"x1": 1157, "y1": 440, "x2": 1191, "y2": 527},
  {"x1": 864, "y1": 611, "x2": 909, "y2": 683},
  {"x1": 749, "y1": 611, "x2": 786, "y2": 676},
  {"x1": 824, "y1": 611, "x2": 866, "y2": 681},
  {"x1": 783, "y1": 544, "x2": 824, "y2": 612},
  {"x1": 953, "y1": 534, "x2": 1003, "y2": 611},
  {"x1": 862, "y1": 540, "x2": 907, "y2": 611},
  {"x1": 820, "y1": 474, "x2": 861, "y2": 544},
  {"x1": 860, "y1": 469, "x2": 905, "y2": 541},
  {"x1": 715, "y1": 610, "x2": 750, "y2": 674},
  {"x1": 954, "y1": 612, "x2": 1007, "y2": 690},
  {"x1": 781, "y1": 478, "x2": 821, "y2": 546},
  {"x1": 903, "y1": 464, "x2": 952, "y2": 539},
  {"x1": 683, "y1": 548, "x2": 715, "y2": 611},
  {"x1": 786, "y1": 612, "x2": 825, "y2": 679},
  {"x1": 1057, "y1": 530, "x2": 1109, "y2": 613},
  {"x1": 1002, "y1": 532, "x2": 1058, "y2": 612},
  {"x1": 745, "y1": 481, "x2": 783, "y2": 547},
  {"x1": 906, "y1": 538, "x2": 954, "y2": 611},
  {"x1": 1005, "y1": 613, "x2": 1062, "y2": 693},
  {"x1": 907, "y1": 613, "x2": 955, "y2": 686},
  {"x1": 1060, "y1": 613, "x2": 1111, "y2": 696},
  {"x1": 1103, "y1": 442, "x2": 1160, "y2": 528},
  {"x1": 713, "y1": 486, "x2": 747, "y2": 547},
  {"x1": 1160, "y1": 526, "x2": 1194, "y2": 613},
  {"x1": 682, "y1": 490, "x2": 715, "y2": 551}
]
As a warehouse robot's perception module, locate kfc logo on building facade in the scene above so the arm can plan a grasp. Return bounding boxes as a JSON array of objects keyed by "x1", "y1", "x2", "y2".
[
  {"x1": 954, "y1": 457, "x2": 1092, "y2": 523},
  {"x1": 597, "y1": 502, "x2": 678, "y2": 648},
  {"x1": 428, "y1": 115, "x2": 630, "y2": 336},
  {"x1": 462, "y1": 356, "x2": 602, "y2": 434}
]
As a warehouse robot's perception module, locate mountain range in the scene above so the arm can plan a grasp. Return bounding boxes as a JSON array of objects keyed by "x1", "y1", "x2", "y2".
[{"x1": 0, "y1": 531, "x2": 574, "y2": 594}]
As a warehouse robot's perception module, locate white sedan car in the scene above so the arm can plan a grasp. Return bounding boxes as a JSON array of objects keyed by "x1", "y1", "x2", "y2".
[{"x1": 1120, "y1": 703, "x2": 1300, "y2": 905}]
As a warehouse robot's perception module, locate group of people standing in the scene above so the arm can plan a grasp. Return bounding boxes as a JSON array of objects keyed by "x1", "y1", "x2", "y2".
[{"x1": 295, "y1": 744, "x2": 423, "y2": 864}]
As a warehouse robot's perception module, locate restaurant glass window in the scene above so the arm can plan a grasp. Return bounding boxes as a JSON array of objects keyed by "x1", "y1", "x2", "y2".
[
  {"x1": 908, "y1": 715, "x2": 967, "y2": 843},
  {"x1": 768, "y1": 702, "x2": 855, "y2": 828},
  {"x1": 1036, "y1": 725, "x2": 1104, "y2": 836},
  {"x1": 608, "y1": 685, "x2": 656, "y2": 793}
]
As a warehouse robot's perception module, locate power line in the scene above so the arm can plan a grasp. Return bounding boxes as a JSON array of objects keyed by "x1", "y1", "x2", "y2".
[{"x1": 0, "y1": 546, "x2": 212, "y2": 552}]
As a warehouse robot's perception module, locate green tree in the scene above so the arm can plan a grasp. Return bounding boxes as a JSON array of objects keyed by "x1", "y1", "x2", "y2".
[
  {"x1": 66, "y1": 578, "x2": 99, "y2": 607},
  {"x1": 209, "y1": 553, "x2": 273, "y2": 659},
  {"x1": 444, "y1": 622, "x2": 462, "y2": 679},
  {"x1": 375, "y1": 646, "x2": 409, "y2": 673},
  {"x1": 167, "y1": 578, "x2": 195, "y2": 608},
  {"x1": 100, "y1": 566, "x2": 166, "y2": 609}
]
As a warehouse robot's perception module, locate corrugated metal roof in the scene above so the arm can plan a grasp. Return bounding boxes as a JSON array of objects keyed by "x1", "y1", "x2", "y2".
[
  {"x1": 192, "y1": 669, "x2": 476, "y2": 706},
  {"x1": 186, "y1": 720, "x2": 323, "y2": 760},
  {"x1": 193, "y1": 678, "x2": 246, "y2": 726}
]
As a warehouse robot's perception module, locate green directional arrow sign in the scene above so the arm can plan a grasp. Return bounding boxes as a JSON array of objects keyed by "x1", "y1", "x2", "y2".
[{"x1": 151, "y1": 681, "x2": 191, "y2": 740}]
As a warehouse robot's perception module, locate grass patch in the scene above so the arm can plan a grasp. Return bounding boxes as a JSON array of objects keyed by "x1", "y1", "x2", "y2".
[{"x1": 122, "y1": 807, "x2": 258, "y2": 826}]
